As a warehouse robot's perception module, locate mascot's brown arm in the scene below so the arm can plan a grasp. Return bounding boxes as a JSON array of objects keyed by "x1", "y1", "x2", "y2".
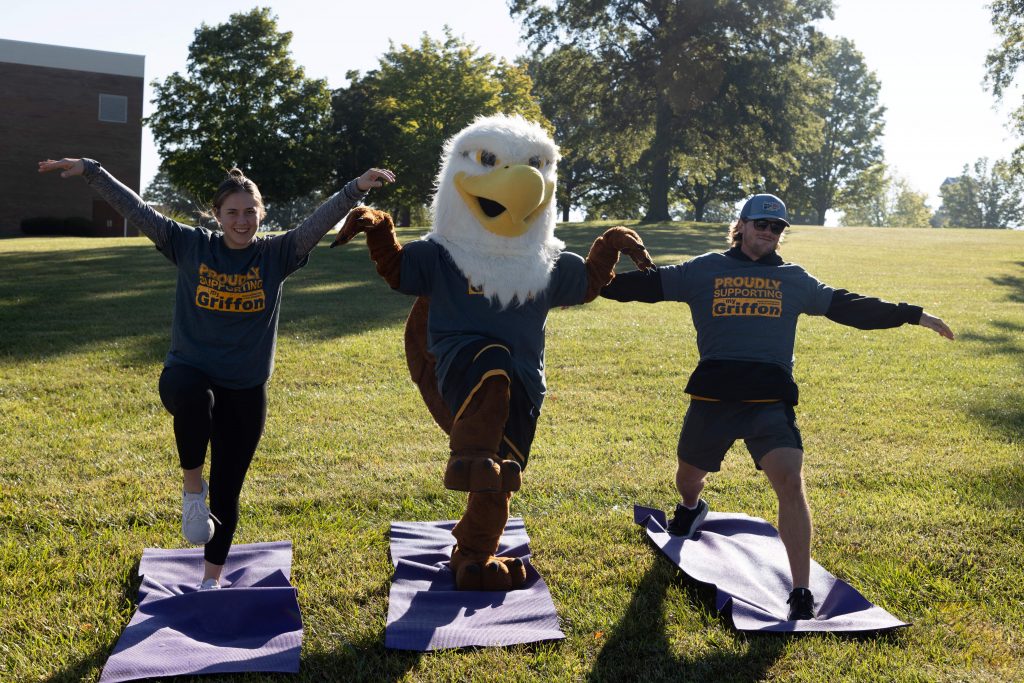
[
  {"x1": 331, "y1": 206, "x2": 402, "y2": 289},
  {"x1": 583, "y1": 226, "x2": 655, "y2": 302}
]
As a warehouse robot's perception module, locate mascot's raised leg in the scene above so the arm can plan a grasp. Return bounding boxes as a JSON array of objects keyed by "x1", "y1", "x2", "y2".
[
  {"x1": 444, "y1": 370, "x2": 521, "y2": 493},
  {"x1": 406, "y1": 306, "x2": 527, "y2": 589},
  {"x1": 450, "y1": 491, "x2": 527, "y2": 591}
]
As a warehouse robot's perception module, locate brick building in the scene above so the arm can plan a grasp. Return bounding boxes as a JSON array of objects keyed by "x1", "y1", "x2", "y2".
[{"x1": 0, "y1": 39, "x2": 144, "y2": 237}]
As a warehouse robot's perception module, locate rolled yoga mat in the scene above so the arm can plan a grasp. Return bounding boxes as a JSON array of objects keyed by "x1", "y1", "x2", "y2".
[
  {"x1": 385, "y1": 517, "x2": 565, "y2": 650},
  {"x1": 100, "y1": 541, "x2": 302, "y2": 682},
  {"x1": 634, "y1": 505, "x2": 908, "y2": 633}
]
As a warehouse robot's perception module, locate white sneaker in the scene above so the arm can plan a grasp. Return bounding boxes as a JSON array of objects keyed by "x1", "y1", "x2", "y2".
[
  {"x1": 181, "y1": 479, "x2": 214, "y2": 545},
  {"x1": 200, "y1": 578, "x2": 221, "y2": 590}
]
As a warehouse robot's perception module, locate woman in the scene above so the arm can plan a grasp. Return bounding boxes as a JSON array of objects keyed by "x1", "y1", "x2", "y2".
[{"x1": 38, "y1": 157, "x2": 394, "y2": 588}]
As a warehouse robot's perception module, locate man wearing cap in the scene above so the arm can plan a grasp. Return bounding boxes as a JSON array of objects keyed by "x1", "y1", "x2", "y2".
[{"x1": 601, "y1": 193, "x2": 954, "y2": 621}]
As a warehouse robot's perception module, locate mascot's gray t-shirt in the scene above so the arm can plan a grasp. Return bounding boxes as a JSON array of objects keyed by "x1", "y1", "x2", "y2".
[
  {"x1": 659, "y1": 251, "x2": 834, "y2": 373},
  {"x1": 398, "y1": 239, "x2": 588, "y2": 409},
  {"x1": 158, "y1": 224, "x2": 307, "y2": 389}
]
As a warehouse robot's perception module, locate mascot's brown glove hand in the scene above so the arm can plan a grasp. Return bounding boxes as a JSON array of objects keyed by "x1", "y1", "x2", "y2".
[
  {"x1": 330, "y1": 206, "x2": 394, "y2": 248},
  {"x1": 601, "y1": 226, "x2": 655, "y2": 271},
  {"x1": 583, "y1": 226, "x2": 655, "y2": 302}
]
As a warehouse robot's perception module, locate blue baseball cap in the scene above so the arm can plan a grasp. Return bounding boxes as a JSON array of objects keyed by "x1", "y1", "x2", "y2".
[{"x1": 740, "y1": 194, "x2": 790, "y2": 227}]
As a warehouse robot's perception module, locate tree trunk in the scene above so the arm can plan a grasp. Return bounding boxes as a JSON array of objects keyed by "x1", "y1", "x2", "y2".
[
  {"x1": 560, "y1": 173, "x2": 577, "y2": 222},
  {"x1": 398, "y1": 205, "x2": 411, "y2": 227},
  {"x1": 642, "y1": 95, "x2": 673, "y2": 224},
  {"x1": 811, "y1": 178, "x2": 834, "y2": 226},
  {"x1": 813, "y1": 197, "x2": 828, "y2": 226},
  {"x1": 693, "y1": 199, "x2": 706, "y2": 223}
]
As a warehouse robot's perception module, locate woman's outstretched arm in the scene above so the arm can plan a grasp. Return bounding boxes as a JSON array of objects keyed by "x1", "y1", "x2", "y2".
[
  {"x1": 289, "y1": 168, "x2": 395, "y2": 256},
  {"x1": 38, "y1": 158, "x2": 178, "y2": 250}
]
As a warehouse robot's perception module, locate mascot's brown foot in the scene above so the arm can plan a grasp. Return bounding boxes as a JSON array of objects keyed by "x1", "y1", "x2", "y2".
[
  {"x1": 451, "y1": 546, "x2": 527, "y2": 591},
  {"x1": 444, "y1": 452, "x2": 521, "y2": 492},
  {"x1": 499, "y1": 459, "x2": 522, "y2": 491}
]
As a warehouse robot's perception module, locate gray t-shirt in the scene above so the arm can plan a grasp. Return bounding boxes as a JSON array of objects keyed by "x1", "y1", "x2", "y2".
[
  {"x1": 659, "y1": 251, "x2": 834, "y2": 373},
  {"x1": 157, "y1": 225, "x2": 305, "y2": 388},
  {"x1": 397, "y1": 239, "x2": 588, "y2": 409}
]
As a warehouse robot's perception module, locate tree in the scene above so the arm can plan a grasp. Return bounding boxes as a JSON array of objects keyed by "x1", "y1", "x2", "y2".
[
  {"x1": 839, "y1": 166, "x2": 931, "y2": 227},
  {"x1": 262, "y1": 189, "x2": 327, "y2": 231},
  {"x1": 785, "y1": 36, "x2": 885, "y2": 225},
  {"x1": 839, "y1": 163, "x2": 888, "y2": 226},
  {"x1": 672, "y1": 108, "x2": 785, "y2": 223},
  {"x1": 332, "y1": 29, "x2": 543, "y2": 224},
  {"x1": 938, "y1": 157, "x2": 1024, "y2": 228},
  {"x1": 527, "y1": 46, "x2": 648, "y2": 221},
  {"x1": 986, "y1": 0, "x2": 1024, "y2": 168},
  {"x1": 510, "y1": 0, "x2": 831, "y2": 223},
  {"x1": 887, "y1": 179, "x2": 931, "y2": 227},
  {"x1": 528, "y1": 46, "x2": 607, "y2": 222},
  {"x1": 147, "y1": 8, "x2": 333, "y2": 204},
  {"x1": 142, "y1": 165, "x2": 203, "y2": 218}
]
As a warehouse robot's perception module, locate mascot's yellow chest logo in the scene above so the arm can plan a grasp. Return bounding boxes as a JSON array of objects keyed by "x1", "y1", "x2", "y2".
[{"x1": 455, "y1": 165, "x2": 554, "y2": 238}]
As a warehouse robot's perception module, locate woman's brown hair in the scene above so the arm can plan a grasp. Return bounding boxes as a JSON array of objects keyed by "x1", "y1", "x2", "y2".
[{"x1": 202, "y1": 168, "x2": 265, "y2": 221}]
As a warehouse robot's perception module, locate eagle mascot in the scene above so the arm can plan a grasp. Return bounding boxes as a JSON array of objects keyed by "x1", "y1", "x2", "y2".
[{"x1": 334, "y1": 114, "x2": 652, "y2": 590}]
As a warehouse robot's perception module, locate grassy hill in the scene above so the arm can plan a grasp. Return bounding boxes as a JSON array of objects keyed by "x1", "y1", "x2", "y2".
[{"x1": 1, "y1": 222, "x2": 1021, "y2": 681}]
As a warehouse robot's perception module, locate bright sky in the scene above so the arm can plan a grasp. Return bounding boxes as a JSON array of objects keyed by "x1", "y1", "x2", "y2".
[{"x1": 4, "y1": 0, "x2": 1017, "y2": 215}]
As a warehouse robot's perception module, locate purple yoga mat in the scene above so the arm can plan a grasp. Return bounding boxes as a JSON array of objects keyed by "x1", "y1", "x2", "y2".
[
  {"x1": 385, "y1": 517, "x2": 565, "y2": 650},
  {"x1": 634, "y1": 505, "x2": 908, "y2": 633},
  {"x1": 100, "y1": 541, "x2": 302, "y2": 682}
]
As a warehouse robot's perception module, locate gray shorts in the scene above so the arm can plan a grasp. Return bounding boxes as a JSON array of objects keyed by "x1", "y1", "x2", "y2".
[{"x1": 676, "y1": 399, "x2": 803, "y2": 472}]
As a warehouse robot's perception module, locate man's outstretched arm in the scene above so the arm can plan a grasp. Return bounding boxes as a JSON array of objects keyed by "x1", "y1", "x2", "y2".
[
  {"x1": 600, "y1": 266, "x2": 664, "y2": 303},
  {"x1": 825, "y1": 290, "x2": 954, "y2": 339},
  {"x1": 916, "y1": 311, "x2": 955, "y2": 339}
]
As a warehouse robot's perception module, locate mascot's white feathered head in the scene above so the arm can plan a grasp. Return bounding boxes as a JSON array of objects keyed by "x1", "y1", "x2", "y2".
[{"x1": 427, "y1": 114, "x2": 562, "y2": 307}]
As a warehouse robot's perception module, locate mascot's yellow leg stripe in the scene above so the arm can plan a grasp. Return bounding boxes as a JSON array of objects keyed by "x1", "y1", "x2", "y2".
[
  {"x1": 472, "y1": 344, "x2": 510, "y2": 363},
  {"x1": 502, "y1": 436, "x2": 526, "y2": 466},
  {"x1": 453, "y1": 369, "x2": 510, "y2": 423}
]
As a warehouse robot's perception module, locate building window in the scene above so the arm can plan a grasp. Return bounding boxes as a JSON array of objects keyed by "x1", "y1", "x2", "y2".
[{"x1": 98, "y1": 94, "x2": 128, "y2": 123}]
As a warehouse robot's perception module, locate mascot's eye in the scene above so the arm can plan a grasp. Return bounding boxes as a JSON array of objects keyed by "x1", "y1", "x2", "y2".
[
  {"x1": 529, "y1": 156, "x2": 544, "y2": 169},
  {"x1": 477, "y1": 150, "x2": 497, "y2": 167}
]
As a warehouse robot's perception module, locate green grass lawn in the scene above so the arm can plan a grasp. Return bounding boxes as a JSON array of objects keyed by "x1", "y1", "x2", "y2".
[{"x1": 1, "y1": 222, "x2": 1021, "y2": 682}]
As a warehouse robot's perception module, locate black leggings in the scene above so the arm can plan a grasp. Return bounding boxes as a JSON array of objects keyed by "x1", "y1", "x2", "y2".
[{"x1": 159, "y1": 364, "x2": 267, "y2": 565}]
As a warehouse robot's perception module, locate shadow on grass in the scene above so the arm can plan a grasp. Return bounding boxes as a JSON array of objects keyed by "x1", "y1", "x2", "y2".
[
  {"x1": 957, "y1": 318, "x2": 1024, "y2": 443},
  {"x1": 0, "y1": 225, "x2": 725, "y2": 363},
  {"x1": 588, "y1": 557, "x2": 785, "y2": 682},
  {"x1": 951, "y1": 297, "x2": 1024, "y2": 509},
  {"x1": 962, "y1": 461, "x2": 1024, "y2": 511},
  {"x1": 43, "y1": 559, "x2": 143, "y2": 683},
  {"x1": 987, "y1": 260, "x2": 1024, "y2": 303},
  {"x1": 0, "y1": 241, "x2": 410, "y2": 363}
]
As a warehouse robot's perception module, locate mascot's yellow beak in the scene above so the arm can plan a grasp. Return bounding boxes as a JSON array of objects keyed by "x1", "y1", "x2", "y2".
[{"x1": 455, "y1": 165, "x2": 554, "y2": 238}]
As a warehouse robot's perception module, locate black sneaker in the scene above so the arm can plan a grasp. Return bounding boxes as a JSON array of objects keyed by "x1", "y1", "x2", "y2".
[
  {"x1": 666, "y1": 499, "x2": 709, "y2": 539},
  {"x1": 787, "y1": 587, "x2": 815, "y2": 620}
]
